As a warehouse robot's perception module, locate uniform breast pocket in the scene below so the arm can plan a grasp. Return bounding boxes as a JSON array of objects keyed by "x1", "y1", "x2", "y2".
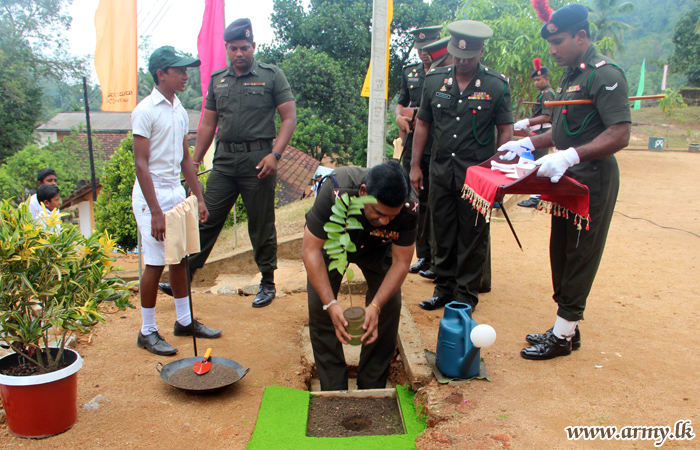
[
  {"x1": 467, "y1": 99, "x2": 492, "y2": 117},
  {"x1": 243, "y1": 86, "x2": 266, "y2": 109},
  {"x1": 431, "y1": 95, "x2": 447, "y2": 120},
  {"x1": 215, "y1": 88, "x2": 229, "y2": 111}
]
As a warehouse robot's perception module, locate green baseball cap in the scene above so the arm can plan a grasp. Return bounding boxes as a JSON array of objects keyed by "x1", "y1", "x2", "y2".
[
  {"x1": 148, "y1": 46, "x2": 201, "y2": 78},
  {"x1": 410, "y1": 25, "x2": 442, "y2": 49},
  {"x1": 446, "y1": 20, "x2": 493, "y2": 59}
]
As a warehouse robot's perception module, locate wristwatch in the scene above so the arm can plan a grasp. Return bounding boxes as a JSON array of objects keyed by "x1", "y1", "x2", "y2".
[{"x1": 272, "y1": 151, "x2": 282, "y2": 160}]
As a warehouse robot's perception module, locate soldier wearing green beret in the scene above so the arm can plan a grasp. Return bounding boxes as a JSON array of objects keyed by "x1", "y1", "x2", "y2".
[
  {"x1": 498, "y1": 4, "x2": 631, "y2": 360},
  {"x1": 410, "y1": 20, "x2": 514, "y2": 311},
  {"x1": 158, "y1": 18, "x2": 297, "y2": 309},
  {"x1": 396, "y1": 26, "x2": 442, "y2": 278}
]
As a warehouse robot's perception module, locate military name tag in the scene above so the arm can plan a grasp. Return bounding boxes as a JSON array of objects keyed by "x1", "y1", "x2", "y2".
[
  {"x1": 436, "y1": 92, "x2": 451, "y2": 99},
  {"x1": 407, "y1": 77, "x2": 419, "y2": 82},
  {"x1": 216, "y1": 84, "x2": 228, "y2": 89}
]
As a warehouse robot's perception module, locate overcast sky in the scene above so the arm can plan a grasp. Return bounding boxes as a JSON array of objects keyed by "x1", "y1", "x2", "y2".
[{"x1": 66, "y1": 0, "x2": 278, "y2": 76}]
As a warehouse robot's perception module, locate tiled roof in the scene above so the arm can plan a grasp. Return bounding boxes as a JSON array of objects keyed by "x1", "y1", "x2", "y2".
[{"x1": 276, "y1": 146, "x2": 321, "y2": 207}]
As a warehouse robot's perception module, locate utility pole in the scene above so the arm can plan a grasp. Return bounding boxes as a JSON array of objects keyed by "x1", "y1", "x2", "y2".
[{"x1": 366, "y1": 0, "x2": 389, "y2": 168}]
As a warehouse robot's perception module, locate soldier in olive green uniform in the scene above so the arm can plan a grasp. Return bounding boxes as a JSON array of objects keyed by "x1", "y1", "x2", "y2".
[
  {"x1": 499, "y1": 4, "x2": 631, "y2": 360},
  {"x1": 396, "y1": 26, "x2": 441, "y2": 277},
  {"x1": 516, "y1": 59, "x2": 556, "y2": 208},
  {"x1": 410, "y1": 21, "x2": 513, "y2": 311},
  {"x1": 160, "y1": 18, "x2": 297, "y2": 308}
]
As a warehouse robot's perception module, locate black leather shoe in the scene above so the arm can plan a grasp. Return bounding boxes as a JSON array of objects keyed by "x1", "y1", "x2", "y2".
[
  {"x1": 158, "y1": 283, "x2": 174, "y2": 297},
  {"x1": 418, "y1": 296, "x2": 449, "y2": 311},
  {"x1": 418, "y1": 269, "x2": 436, "y2": 280},
  {"x1": 137, "y1": 331, "x2": 178, "y2": 356},
  {"x1": 173, "y1": 319, "x2": 222, "y2": 339},
  {"x1": 520, "y1": 332, "x2": 572, "y2": 360},
  {"x1": 526, "y1": 327, "x2": 581, "y2": 350},
  {"x1": 409, "y1": 258, "x2": 430, "y2": 274},
  {"x1": 252, "y1": 283, "x2": 276, "y2": 308},
  {"x1": 518, "y1": 197, "x2": 540, "y2": 208}
]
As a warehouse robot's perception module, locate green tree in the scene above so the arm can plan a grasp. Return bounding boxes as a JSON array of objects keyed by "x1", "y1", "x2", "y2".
[
  {"x1": 94, "y1": 135, "x2": 138, "y2": 250},
  {"x1": 0, "y1": 132, "x2": 107, "y2": 203},
  {"x1": 585, "y1": 0, "x2": 635, "y2": 53},
  {"x1": 0, "y1": 0, "x2": 86, "y2": 161},
  {"x1": 669, "y1": 5, "x2": 700, "y2": 86}
]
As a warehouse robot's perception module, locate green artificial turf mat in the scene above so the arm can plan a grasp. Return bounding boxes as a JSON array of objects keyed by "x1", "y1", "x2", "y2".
[{"x1": 246, "y1": 385, "x2": 427, "y2": 449}]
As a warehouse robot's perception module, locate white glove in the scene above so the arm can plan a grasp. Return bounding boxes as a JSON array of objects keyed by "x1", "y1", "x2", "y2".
[
  {"x1": 513, "y1": 118, "x2": 530, "y2": 131},
  {"x1": 498, "y1": 137, "x2": 535, "y2": 161},
  {"x1": 535, "y1": 147, "x2": 580, "y2": 183}
]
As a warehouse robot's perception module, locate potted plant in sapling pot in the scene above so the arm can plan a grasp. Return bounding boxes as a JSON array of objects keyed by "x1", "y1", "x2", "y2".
[
  {"x1": 323, "y1": 193, "x2": 376, "y2": 345},
  {"x1": 0, "y1": 200, "x2": 132, "y2": 438}
]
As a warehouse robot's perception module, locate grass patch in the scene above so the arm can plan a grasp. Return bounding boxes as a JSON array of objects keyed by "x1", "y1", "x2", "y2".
[
  {"x1": 631, "y1": 105, "x2": 700, "y2": 149},
  {"x1": 246, "y1": 385, "x2": 426, "y2": 450}
]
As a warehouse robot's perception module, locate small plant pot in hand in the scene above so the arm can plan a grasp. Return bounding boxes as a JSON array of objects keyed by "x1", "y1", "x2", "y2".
[{"x1": 343, "y1": 307, "x2": 365, "y2": 346}]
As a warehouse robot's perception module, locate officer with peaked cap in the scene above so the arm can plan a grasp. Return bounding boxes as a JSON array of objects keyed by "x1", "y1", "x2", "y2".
[
  {"x1": 410, "y1": 20, "x2": 513, "y2": 311},
  {"x1": 498, "y1": 4, "x2": 631, "y2": 360},
  {"x1": 395, "y1": 25, "x2": 442, "y2": 278},
  {"x1": 158, "y1": 18, "x2": 297, "y2": 309},
  {"x1": 424, "y1": 37, "x2": 453, "y2": 70},
  {"x1": 516, "y1": 57, "x2": 556, "y2": 208}
]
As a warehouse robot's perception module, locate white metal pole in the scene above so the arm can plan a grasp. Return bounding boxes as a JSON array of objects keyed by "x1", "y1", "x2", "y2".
[{"x1": 366, "y1": 0, "x2": 389, "y2": 168}]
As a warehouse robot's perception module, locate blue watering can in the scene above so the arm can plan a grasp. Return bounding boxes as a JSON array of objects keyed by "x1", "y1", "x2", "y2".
[{"x1": 436, "y1": 302, "x2": 496, "y2": 379}]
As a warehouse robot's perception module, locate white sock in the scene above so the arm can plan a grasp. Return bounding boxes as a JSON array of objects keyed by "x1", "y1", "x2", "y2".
[
  {"x1": 553, "y1": 316, "x2": 579, "y2": 340},
  {"x1": 174, "y1": 296, "x2": 192, "y2": 326},
  {"x1": 141, "y1": 306, "x2": 157, "y2": 335}
]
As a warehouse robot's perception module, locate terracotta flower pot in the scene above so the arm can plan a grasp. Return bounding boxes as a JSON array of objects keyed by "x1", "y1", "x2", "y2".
[
  {"x1": 343, "y1": 307, "x2": 365, "y2": 346},
  {"x1": 0, "y1": 348, "x2": 83, "y2": 438}
]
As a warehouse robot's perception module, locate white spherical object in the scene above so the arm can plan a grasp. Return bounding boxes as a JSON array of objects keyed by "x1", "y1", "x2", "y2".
[{"x1": 470, "y1": 324, "x2": 497, "y2": 348}]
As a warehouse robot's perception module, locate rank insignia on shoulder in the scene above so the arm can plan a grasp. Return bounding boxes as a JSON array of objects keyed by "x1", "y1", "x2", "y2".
[
  {"x1": 595, "y1": 60, "x2": 607, "y2": 68},
  {"x1": 605, "y1": 82, "x2": 618, "y2": 91},
  {"x1": 566, "y1": 85, "x2": 581, "y2": 93},
  {"x1": 370, "y1": 229, "x2": 399, "y2": 240},
  {"x1": 243, "y1": 82, "x2": 266, "y2": 86}
]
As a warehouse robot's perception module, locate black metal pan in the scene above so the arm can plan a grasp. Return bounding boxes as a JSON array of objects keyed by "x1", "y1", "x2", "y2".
[{"x1": 156, "y1": 356, "x2": 250, "y2": 393}]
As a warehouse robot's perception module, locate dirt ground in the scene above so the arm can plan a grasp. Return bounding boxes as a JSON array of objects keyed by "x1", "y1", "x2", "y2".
[{"x1": 1, "y1": 150, "x2": 699, "y2": 449}]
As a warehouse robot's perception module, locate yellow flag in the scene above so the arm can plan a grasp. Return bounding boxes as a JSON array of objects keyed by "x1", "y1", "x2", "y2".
[
  {"x1": 361, "y1": 0, "x2": 393, "y2": 98},
  {"x1": 94, "y1": 0, "x2": 137, "y2": 112}
]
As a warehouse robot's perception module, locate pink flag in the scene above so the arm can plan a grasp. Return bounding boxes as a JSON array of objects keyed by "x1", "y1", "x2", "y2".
[{"x1": 197, "y1": 0, "x2": 226, "y2": 129}]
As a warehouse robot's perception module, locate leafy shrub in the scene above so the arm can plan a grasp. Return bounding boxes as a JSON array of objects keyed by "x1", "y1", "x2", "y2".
[{"x1": 94, "y1": 134, "x2": 138, "y2": 250}]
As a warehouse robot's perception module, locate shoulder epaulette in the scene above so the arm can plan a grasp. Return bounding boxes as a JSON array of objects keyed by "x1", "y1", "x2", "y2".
[
  {"x1": 483, "y1": 66, "x2": 509, "y2": 83},
  {"x1": 426, "y1": 65, "x2": 452, "y2": 76},
  {"x1": 256, "y1": 61, "x2": 278, "y2": 71},
  {"x1": 404, "y1": 61, "x2": 421, "y2": 70},
  {"x1": 211, "y1": 67, "x2": 228, "y2": 76}
]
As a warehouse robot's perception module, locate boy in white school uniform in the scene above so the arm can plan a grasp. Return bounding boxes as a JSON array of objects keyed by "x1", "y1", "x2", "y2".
[{"x1": 131, "y1": 46, "x2": 221, "y2": 356}]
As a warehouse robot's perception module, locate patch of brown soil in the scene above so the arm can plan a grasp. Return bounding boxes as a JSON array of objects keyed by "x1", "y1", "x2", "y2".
[{"x1": 306, "y1": 397, "x2": 404, "y2": 437}]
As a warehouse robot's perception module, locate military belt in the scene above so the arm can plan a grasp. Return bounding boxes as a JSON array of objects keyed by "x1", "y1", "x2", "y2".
[{"x1": 221, "y1": 139, "x2": 273, "y2": 153}]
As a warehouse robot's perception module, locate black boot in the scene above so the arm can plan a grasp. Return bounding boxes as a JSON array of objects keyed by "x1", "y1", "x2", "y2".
[
  {"x1": 409, "y1": 258, "x2": 430, "y2": 274},
  {"x1": 252, "y1": 273, "x2": 276, "y2": 308},
  {"x1": 520, "y1": 332, "x2": 573, "y2": 360},
  {"x1": 526, "y1": 327, "x2": 581, "y2": 350}
]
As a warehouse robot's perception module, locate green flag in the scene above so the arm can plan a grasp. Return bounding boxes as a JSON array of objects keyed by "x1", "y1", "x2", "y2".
[{"x1": 634, "y1": 58, "x2": 645, "y2": 110}]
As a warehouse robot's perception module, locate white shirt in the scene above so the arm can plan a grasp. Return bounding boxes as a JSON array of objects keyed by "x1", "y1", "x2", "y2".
[
  {"x1": 131, "y1": 87, "x2": 189, "y2": 180},
  {"x1": 27, "y1": 193, "x2": 61, "y2": 219}
]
